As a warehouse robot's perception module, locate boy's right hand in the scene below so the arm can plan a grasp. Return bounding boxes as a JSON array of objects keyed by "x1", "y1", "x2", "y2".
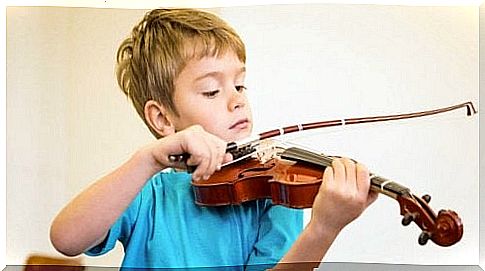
[{"x1": 144, "y1": 125, "x2": 233, "y2": 181}]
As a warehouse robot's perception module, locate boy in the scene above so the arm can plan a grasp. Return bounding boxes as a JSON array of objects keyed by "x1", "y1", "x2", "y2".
[{"x1": 50, "y1": 8, "x2": 377, "y2": 270}]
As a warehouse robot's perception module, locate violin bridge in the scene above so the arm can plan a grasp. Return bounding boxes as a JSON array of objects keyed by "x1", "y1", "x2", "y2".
[{"x1": 255, "y1": 139, "x2": 284, "y2": 163}]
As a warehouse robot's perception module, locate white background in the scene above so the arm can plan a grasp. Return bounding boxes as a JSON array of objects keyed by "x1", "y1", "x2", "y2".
[{"x1": 3, "y1": 0, "x2": 481, "y2": 269}]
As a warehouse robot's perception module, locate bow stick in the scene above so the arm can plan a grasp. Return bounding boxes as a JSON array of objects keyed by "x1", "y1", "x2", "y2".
[{"x1": 169, "y1": 101, "x2": 476, "y2": 163}]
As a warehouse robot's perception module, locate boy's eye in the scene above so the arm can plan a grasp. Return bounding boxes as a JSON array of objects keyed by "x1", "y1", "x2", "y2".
[
  {"x1": 235, "y1": 85, "x2": 246, "y2": 92},
  {"x1": 202, "y1": 90, "x2": 220, "y2": 98}
]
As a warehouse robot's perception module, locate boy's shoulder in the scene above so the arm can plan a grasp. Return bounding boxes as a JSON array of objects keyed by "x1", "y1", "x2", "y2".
[{"x1": 142, "y1": 169, "x2": 192, "y2": 191}]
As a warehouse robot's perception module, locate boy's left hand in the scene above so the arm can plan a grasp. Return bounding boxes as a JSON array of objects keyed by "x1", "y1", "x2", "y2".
[{"x1": 309, "y1": 158, "x2": 378, "y2": 235}]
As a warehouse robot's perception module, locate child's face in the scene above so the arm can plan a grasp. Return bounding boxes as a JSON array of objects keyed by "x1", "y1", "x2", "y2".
[{"x1": 169, "y1": 51, "x2": 253, "y2": 142}]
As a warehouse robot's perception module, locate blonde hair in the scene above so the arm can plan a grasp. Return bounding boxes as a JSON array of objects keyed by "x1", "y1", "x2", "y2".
[{"x1": 116, "y1": 8, "x2": 246, "y2": 138}]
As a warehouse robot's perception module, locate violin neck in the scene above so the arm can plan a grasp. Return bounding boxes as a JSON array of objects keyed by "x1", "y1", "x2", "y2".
[
  {"x1": 369, "y1": 174, "x2": 411, "y2": 199},
  {"x1": 280, "y1": 147, "x2": 411, "y2": 199}
]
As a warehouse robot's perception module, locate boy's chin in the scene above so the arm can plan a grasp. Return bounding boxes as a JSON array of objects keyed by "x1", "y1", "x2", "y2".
[{"x1": 225, "y1": 130, "x2": 252, "y2": 142}]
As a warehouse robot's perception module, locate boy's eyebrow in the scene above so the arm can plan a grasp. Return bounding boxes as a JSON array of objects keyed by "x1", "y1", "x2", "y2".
[{"x1": 194, "y1": 67, "x2": 246, "y2": 82}]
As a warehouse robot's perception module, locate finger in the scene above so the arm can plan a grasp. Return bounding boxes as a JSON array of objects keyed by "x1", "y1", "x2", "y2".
[
  {"x1": 177, "y1": 126, "x2": 215, "y2": 180},
  {"x1": 206, "y1": 135, "x2": 227, "y2": 173},
  {"x1": 321, "y1": 166, "x2": 334, "y2": 192},
  {"x1": 214, "y1": 137, "x2": 228, "y2": 171},
  {"x1": 188, "y1": 153, "x2": 208, "y2": 181},
  {"x1": 222, "y1": 152, "x2": 233, "y2": 165},
  {"x1": 202, "y1": 136, "x2": 219, "y2": 179},
  {"x1": 366, "y1": 190, "x2": 379, "y2": 207},
  {"x1": 187, "y1": 140, "x2": 211, "y2": 181},
  {"x1": 355, "y1": 163, "x2": 370, "y2": 195},
  {"x1": 332, "y1": 158, "x2": 345, "y2": 185},
  {"x1": 342, "y1": 158, "x2": 356, "y2": 188}
]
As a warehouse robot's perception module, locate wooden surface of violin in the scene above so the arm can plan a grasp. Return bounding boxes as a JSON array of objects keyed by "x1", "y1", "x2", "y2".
[
  {"x1": 191, "y1": 146, "x2": 463, "y2": 247},
  {"x1": 192, "y1": 156, "x2": 323, "y2": 208}
]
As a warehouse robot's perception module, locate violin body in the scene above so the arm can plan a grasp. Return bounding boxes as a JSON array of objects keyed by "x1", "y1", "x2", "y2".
[{"x1": 192, "y1": 156, "x2": 323, "y2": 208}]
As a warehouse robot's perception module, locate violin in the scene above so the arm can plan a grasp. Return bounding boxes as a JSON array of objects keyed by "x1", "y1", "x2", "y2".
[
  {"x1": 169, "y1": 101, "x2": 475, "y2": 247},
  {"x1": 192, "y1": 145, "x2": 463, "y2": 247}
]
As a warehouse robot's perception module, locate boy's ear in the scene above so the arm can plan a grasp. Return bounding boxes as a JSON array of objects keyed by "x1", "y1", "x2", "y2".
[{"x1": 144, "y1": 100, "x2": 176, "y2": 137}]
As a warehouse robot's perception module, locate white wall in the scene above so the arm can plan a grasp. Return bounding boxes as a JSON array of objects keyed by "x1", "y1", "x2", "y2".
[
  {"x1": 6, "y1": 7, "x2": 151, "y2": 267},
  {"x1": 6, "y1": 4, "x2": 479, "y2": 267},
  {"x1": 221, "y1": 4, "x2": 479, "y2": 265}
]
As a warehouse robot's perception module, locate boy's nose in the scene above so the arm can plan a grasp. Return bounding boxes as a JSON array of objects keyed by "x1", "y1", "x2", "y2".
[{"x1": 228, "y1": 88, "x2": 246, "y2": 111}]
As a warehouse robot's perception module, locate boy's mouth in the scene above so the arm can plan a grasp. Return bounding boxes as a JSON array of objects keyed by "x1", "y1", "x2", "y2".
[{"x1": 229, "y1": 118, "x2": 249, "y2": 130}]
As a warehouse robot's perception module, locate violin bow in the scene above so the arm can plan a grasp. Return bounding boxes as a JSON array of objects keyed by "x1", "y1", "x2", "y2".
[
  {"x1": 169, "y1": 101, "x2": 476, "y2": 162},
  {"x1": 229, "y1": 101, "x2": 476, "y2": 157}
]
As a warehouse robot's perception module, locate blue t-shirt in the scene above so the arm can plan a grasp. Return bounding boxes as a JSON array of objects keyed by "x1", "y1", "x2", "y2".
[{"x1": 85, "y1": 170, "x2": 303, "y2": 270}]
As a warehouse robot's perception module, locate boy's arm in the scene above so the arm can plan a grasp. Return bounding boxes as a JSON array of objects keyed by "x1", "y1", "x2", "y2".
[
  {"x1": 49, "y1": 148, "x2": 162, "y2": 256},
  {"x1": 272, "y1": 159, "x2": 378, "y2": 270},
  {"x1": 271, "y1": 223, "x2": 339, "y2": 270},
  {"x1": 50, "y1": 125, "x2": 229, "y2": 256}
]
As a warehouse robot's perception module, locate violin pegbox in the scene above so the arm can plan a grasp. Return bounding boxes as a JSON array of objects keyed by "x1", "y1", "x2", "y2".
[{"x1": 397, "y1": 193, "x2": 463, "y2": 247}]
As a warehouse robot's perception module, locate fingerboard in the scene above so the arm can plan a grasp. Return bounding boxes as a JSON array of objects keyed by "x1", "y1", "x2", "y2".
[{"x1": 280, "y1": 147, "x2": 411, "y2": 199}]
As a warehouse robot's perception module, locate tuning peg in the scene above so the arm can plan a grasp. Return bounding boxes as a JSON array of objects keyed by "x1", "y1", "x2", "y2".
[
  {"x1": 402, "y1": 213, "x2": 416, "y2": 226},
  {"x1": 418, "y1": 231, "x2": 431, "y2": 245},
  {"x1": 437, "y1": 210, "x2": 446, "y2": 216},
  {"x1": 422, "y1": 194, "x2": 431, "y2": 203}
]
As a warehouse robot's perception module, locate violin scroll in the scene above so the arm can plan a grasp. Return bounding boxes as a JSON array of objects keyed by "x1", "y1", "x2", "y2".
[
  {"x1": 397, "y1": 193, "x2": 463, "y2": 247},
  {"x1": 431, "y1": 210, "x2": 463, "y2": 246}
]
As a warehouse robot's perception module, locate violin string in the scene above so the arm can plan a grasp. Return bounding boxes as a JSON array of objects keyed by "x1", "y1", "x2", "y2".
[
  {"x1": 220, "y1": 152, "x2": 254, "y2": 168},
  {"x1": 272, "y1": 138, "x2": 326, "y2": 156},
  {"x1": 219, "y1": 142, "x2": 280, "y2": 168}
]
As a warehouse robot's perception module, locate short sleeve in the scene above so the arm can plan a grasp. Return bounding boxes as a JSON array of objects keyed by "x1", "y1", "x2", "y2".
[
  {"x1": 84, "y1": 190, "x2": 143, "y2": 256},
  {"x1": 246, "y1": 201, "x2": 303, "y2": 269}
]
